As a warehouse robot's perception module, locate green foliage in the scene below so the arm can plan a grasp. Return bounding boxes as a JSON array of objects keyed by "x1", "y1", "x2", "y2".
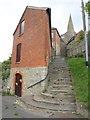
[
  {"x1": 2, "y1": 56, "x2": 11, "y2": 80},
  {"x1": 0, "y1": 63, "x2": 2, "y2": 78},
  {"x1": 85, "y1": 1, "x2": 90, "y2": 16},
  {"x1": 87, "y1": 31, "x2": 90, "y2": 36},
  {"x1": 66, "y1": 58, "x2": 88, "y2": 107},
  {"x1": 75, "y1": 30, "x2": 84, "y2": 43},
  {"x1": 2, "y1": 92, "x2": 14, "y2": 96},
  {"x1": 77, "y1": 52, "x2": 84, "y2": 58},
  {"x1": 79, "y1": 31, "x2": 84, "y2": 41}
]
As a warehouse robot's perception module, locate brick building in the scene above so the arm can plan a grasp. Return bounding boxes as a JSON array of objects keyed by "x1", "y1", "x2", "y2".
[
  {"x1": 51, "y1": 28, "x2": 60, "y2": 56},
  {"x1": 9, "y1": 6, "x2": 52, "y2": 97}
]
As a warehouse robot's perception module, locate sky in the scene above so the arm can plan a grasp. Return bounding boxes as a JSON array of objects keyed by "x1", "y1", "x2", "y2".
[{"x1": 0, "y1": 0, "x2": 88, "y2": 62}]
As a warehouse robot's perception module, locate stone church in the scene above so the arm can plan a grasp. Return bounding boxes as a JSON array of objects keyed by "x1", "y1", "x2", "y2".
[
  {"x1": 8, "y1": 6, "x2": 52, "y2": 97},
  {"x1": 61, "y1": 15, "x2": 76, "y2": 44}
]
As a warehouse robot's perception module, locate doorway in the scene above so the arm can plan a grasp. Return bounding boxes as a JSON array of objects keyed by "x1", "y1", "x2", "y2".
[{"x1": 15, "y1": 73, "x2": 22, "y2": 97}]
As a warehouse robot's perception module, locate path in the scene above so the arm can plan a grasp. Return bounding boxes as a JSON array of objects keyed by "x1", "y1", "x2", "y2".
[
  {"x1": 15, "y1": 56, "x2": 84, "y2": 118},
  {"x1": 2, "y1": 96, "x2": 43, "y2": 118}
]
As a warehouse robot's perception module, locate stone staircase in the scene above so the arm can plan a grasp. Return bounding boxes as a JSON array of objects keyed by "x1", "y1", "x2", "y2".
[{"x1": 15, "y1": 56, "x2": 78, "y2": 117}]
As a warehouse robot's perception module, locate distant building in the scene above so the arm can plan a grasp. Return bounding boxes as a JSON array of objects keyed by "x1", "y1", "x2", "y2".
[
  {"x1": 51, "y1": 28, "x2": 60, "y2": 56},
  {"x1": 60, "y1": 38, "x2": 67, "y2": 57},
  {"x1": 67, "y1": 30, "x2": 85, "y2": 57},
  {"x1": 61, "y1": 15, "x2": 76, "y2": 44},
  {"x1": 9, "y1": 6, "x2": 52, "y2": 97},
  {"x1": 51, "y1": 28, "x2": 67, "y2": 57}
]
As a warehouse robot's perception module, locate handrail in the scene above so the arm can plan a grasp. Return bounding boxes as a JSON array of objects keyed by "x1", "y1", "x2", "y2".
[{"x1": 27, "y1": 73, "x2": 48, "y2": 89}]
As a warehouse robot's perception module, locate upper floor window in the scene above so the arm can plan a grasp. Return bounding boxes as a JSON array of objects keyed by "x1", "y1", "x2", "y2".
[
  {"x1": 52, "y1": 32, "x2": 54, "y2": 38},
  {"x1": 16, "y1": 43, "x2": 21, "y2": 62},
  {"x1": 20, "y1": 20, "x2": 25, "y2": 35}
]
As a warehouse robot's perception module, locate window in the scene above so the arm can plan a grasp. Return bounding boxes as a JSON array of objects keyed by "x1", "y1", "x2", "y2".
[
  {"x1": 52, "y1": 42, "x2": 54, "y2": 46},
  {"x1": 52, "y1": 32, "x2": 53, "y2": 38},
  {"x1": 16, "y1": 43, "x2": 21, "y2": 62},
  {"x1": 20, "y1": 20, "x2": 25, "y2": 35}
]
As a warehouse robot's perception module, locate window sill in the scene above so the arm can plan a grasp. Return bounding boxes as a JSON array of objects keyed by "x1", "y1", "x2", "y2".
[
  {"x1": 15, "y1": 62, "x2": 20, "y2": 64},
  {"x1": 19, "y1": 33, "x2": 24, "y2": 37}
]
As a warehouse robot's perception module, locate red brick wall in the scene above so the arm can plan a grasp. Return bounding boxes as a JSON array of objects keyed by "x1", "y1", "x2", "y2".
[
  {"x1": 44, "y1": 11, "x2": 52, "y2": 64},
  {"x1": 52, "y1": 29, "x2": 60, "y2": 53},
  {"x1": 11, "y1": 8, "x2": 52, "y2": 68},
  {"x1": 52, "y1": 29, "x2": 56, "y2": 49}
]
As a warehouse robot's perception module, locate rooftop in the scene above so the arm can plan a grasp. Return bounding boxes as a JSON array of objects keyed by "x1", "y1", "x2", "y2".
[{"x1": 27, "y1": 6, "x2": 49, "y2": 10}]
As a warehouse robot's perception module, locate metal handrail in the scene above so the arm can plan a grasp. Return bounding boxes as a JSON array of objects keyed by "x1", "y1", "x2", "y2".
[
  {"x1": 27, "y1": 57, "x2": 55, "y2": 89},
  {"x1": 27, "y1": 73, "x2": 48, "y2": 89}
]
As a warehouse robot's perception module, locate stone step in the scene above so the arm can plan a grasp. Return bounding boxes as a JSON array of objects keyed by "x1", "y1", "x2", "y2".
[
  {"x1": 16, "y1": 96, "x2": 76, "y2": 112},
  {"x1": 51, "y1": 84, "x2": 73, "y2": 88},
  {"x1": 49, "y1": 77, "x2": 72, "y2": 80},
  {"x1": 33, "y1": 94, "x2": 76, "y2": 104},
  {"x1": 48, "y1": 91, "x2": 75, "y2": 96},
  {"x1": 49, "y1": 67, "x2": 69, "y2": 71},
  {"x1": 49, "y1": 76, "x2": 70, "y2": 80},
  {"x1": 50, "y1": 88, "x2": 74, "y2": 91},
  {"x1": 49, "y1": 74, "x2": 71, "y2": 78},
  {"x1": 49, "y1": 70, "x2": 70, "y2": 74},
  {"x1": 49, "y1": 81, "x2": 72, "y2": 86},
  {"x1": 41, "y1": 92, "x2": 53, "y2": 98},
  {"x1": 49, "y1": 82, "x2": 73, "y2": 88},
  {"x1": 41, "y1": 92, "x2": 75, "y2": 100},
  {"x1": 49, "y1": 85, "x2": 73, "y2": 90},
  {"x1": 49, "y1": 80, "x2": 72, "y2": 83}
]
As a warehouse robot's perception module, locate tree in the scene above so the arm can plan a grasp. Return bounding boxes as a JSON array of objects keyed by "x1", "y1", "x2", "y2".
[
  {"x1": 85, "y1": 1, "x2": 90, "y2": 16},
  {"x1": 2, "y1": 56, "x2": 11, "y2": 80},
  {"x1": 0, "y1": 63, "x2": 2, "y2": 78}
]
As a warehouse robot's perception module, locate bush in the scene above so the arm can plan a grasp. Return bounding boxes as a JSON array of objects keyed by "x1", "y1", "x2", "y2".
[
  {"x1": 2, "y1": 56, "x2": 11, "y2": 80},
  {"x1": 0, "y1": 63, "x2": 2, "y2": 78}
]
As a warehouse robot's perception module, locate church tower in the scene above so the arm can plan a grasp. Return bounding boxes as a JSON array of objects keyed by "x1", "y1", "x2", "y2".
[
  {"x1": 67, "y1": 15, "x2": 75, "y2": 36},
  {"x1": 61, "y1": 14, "x2": 76, "y2": 44}
]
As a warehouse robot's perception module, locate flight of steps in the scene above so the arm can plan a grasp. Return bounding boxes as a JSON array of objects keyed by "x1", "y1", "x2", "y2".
[{"x1": 15, "y1": 56, "x2": 77, "y2": 114}]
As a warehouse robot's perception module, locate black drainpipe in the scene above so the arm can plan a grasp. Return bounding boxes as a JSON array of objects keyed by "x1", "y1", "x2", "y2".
[{"x1": 46, "y1": 8, "x2": 52, "y2": 48}]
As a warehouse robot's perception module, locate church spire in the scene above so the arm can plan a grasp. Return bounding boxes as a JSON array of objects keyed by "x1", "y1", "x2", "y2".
[{"x1": 67, "y1": 14, "x2": 75, "y2": 35}]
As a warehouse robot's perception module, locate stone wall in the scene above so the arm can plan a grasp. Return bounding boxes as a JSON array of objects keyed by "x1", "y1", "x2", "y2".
[
  {"x1": 67, "y1": 40, "x2": 85, "y2": 57},
  {"x1": 8, "y1": 66, "x2": 48, "y2": 96},
  {"x1": 56, "y1": 41, "x2": 60, "y2": 56},
  {"x1": 28, "y1": 74, "x2": 49, "y2": 96},
  {"x1": 60, "y1": 40, "x2": 67, "y2": 57}
]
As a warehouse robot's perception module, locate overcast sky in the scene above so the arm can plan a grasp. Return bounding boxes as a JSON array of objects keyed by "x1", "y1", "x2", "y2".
[{"x1": 0, "y1": 0, "x2": 88, "y2": 62}]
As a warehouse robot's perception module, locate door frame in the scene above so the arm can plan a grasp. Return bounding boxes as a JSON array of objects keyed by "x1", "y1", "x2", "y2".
[{"x1": 14, "y1": 73, "x2": 23, "y2": 97}]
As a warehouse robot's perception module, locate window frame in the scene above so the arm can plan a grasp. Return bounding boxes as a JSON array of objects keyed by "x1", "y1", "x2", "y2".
[
  {"x1": 52, "y1": 32, "x2": 54, "y2": 38},
  {"x1": 16, "y1": 43, "x2": 21, "y2": 63},
  {"x1": 19, "y1": 20, "x2": 25, "y2": 35}
]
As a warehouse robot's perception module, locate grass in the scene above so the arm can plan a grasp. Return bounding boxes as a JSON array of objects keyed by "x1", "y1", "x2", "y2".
[{"x1": 66, "y1": 57, "x2": 88, "y2": 108}]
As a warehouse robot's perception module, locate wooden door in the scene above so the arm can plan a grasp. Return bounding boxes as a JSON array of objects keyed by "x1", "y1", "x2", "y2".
[{"x1": 15, "y1": 74, "x2": 22, "y2": 97}]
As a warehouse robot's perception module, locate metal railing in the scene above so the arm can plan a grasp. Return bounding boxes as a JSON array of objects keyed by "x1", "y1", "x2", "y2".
[{"x1": 27, "y1": 73, "x2": 49, "y2": 89}]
